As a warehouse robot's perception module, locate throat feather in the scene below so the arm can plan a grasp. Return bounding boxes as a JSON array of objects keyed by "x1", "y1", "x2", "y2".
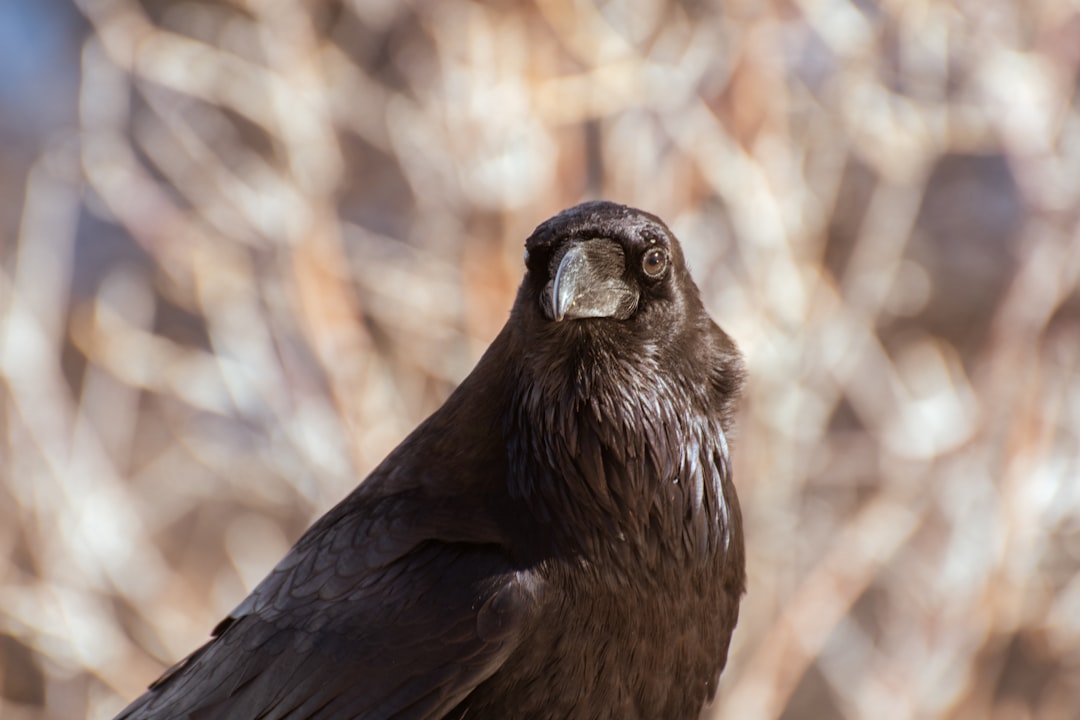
[{"x1": 507, "y1": 366, "x2": 733, "y2": 565}]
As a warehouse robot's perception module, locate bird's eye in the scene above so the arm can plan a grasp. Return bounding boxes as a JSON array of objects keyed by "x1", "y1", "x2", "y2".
[{"x1": 642, "y1": 247, "x2": 668, "y2": 277}]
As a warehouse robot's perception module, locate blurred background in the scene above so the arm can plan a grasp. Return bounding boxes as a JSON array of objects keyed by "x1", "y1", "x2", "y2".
[{"x1": 2, "y1": 0, "x2": 1079, "y2": 718}]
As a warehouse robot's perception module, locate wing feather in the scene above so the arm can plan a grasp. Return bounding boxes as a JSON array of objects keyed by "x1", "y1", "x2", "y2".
[{"x1": 116, "y1": 489, "x2": 541, "y2": 720}]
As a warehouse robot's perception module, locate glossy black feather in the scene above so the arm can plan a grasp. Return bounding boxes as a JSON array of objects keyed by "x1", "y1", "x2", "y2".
[{"x1": 116, "y1": 201, "x2": 746, "y2": 720}]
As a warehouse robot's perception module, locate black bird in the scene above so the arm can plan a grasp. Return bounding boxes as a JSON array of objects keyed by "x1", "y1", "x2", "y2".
[{"x1": 116, "y1": 201, "x2": 746, "y2": 720}]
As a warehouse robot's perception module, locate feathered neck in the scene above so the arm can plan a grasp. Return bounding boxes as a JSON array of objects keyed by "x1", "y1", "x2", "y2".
[{"x1": 503, "y1": 334, "x2": 735, "y2": 575}]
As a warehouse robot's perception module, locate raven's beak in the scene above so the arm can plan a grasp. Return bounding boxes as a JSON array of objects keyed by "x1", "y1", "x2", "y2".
[{"x1": 550, "y1": 239, "x2": 638, "y2": 321}]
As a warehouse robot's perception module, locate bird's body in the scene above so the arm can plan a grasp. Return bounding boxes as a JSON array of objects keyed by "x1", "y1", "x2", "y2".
[{"x1": 117, "y1": 202, "x2": 746, "y2": 720}]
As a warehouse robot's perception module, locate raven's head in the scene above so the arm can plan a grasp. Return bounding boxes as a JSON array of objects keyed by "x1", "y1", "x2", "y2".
[
  {"x1": 521, "y1": 201, "x2": 688, "y2": 333},
  {"x1": 512, "y1": 201, "x2": 742, "y2": 432}
]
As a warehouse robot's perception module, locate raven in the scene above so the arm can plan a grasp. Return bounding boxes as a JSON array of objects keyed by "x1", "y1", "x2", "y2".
[{"x1": 116, "y1": 201, "x2": 746, "y2": 720}]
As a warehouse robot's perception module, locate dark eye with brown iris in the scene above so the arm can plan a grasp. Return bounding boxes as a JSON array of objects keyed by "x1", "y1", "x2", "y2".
[{"x1": 642, "y1": 247, "x2": 668, "y2": 277}]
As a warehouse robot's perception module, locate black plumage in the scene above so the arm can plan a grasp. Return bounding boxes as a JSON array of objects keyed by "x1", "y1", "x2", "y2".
[{"x1": 116, "y1": 201, "x2": 746, "y2": 720}]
